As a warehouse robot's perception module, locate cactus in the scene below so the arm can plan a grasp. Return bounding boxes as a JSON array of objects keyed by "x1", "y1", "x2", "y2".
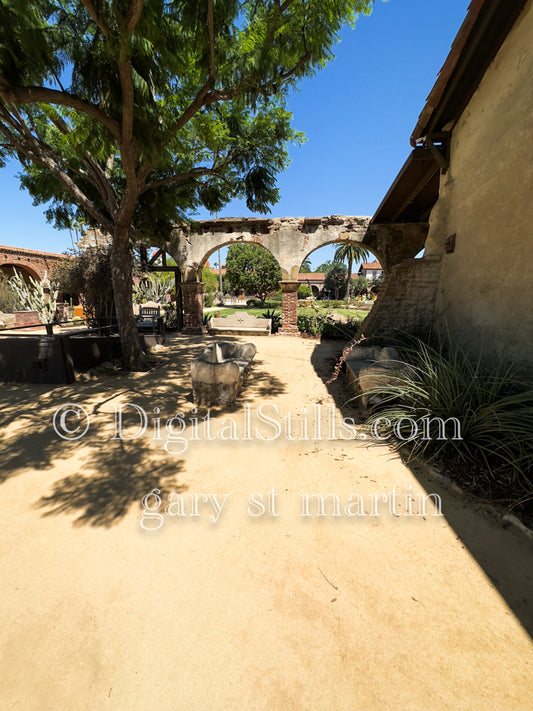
[
  {"x1": 9, "y1": 269, "x2": 59, "y2": 324},
  {"x1": 133, "y1": 273, "x2": 173, "y2": 304}
]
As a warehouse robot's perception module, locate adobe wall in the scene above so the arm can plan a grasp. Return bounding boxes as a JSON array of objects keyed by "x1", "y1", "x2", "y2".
[{"x1": 424, "y1": 0, "x2": 533, "y2": 369}]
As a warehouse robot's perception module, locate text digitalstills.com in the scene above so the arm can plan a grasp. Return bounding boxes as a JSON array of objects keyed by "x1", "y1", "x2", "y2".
[{"x1": 52, "y1": 402, "x2": 462, "y2": 453}]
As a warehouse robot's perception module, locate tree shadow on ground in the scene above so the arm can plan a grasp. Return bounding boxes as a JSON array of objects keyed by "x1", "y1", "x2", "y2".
[
  {"x1": 0, "y1": 333, "x2": 283, "y2": 526},
  {"x1": 311, "y1": 338, "x2": 533, "y2": 640},
  {"x1": 36, "y1": 440, "x2": 186, "y2": 527}
]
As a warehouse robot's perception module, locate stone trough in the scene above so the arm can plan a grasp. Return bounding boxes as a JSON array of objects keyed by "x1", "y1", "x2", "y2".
[{"x1": 191, "y1": 341, "x2": 257, "y2": 407}]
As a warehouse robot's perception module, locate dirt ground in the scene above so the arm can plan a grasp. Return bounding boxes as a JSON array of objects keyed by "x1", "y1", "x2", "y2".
[{"x1": 1, "y1": 333, "x2": 532, "y2": 711}]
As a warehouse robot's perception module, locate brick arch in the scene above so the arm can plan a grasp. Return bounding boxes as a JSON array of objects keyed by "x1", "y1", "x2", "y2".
[
  {"x1": 0, "y1": 245, "x2": 66, "y2": 282},
  {"x1": 0, "y1": 262, "x2": 41, "y2": 283}
]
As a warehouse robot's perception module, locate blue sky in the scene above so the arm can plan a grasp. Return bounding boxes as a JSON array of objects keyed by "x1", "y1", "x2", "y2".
[{"x1": 0, "y1": 0, "x2": 469, "y2": 269}]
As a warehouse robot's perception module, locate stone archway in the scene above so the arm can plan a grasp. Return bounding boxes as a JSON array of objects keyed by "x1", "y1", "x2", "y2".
[{"x1": 167, "y1": 216, "x2": 427, "y2": 334}]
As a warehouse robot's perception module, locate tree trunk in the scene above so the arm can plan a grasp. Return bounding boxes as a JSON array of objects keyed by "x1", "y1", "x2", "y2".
[
  {"x1": 346, "y1": 256, "x2": 353, "y2": 302},
  {"x1": 110, "y1": 228, "x2": 148, "y2": 371}
]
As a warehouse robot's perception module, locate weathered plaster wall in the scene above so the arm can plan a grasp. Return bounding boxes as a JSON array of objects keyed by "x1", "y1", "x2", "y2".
[
  {"x1": 168, "y1": 216, "x2": 427, "y2": 283},
  {"x1": 425, "y1": 0, "x2": 533, "y2": 368}
]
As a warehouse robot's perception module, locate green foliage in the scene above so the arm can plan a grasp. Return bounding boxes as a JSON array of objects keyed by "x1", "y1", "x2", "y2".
[
  {"x1": 361, "y1": 335, "x2": 533, "y2": 493},
  {"x1": 161, "y1": 302, "x2": 178, "y2": 330},
  {"x1": 351, "y1": 275, "x2": 369, "y2": 296},
  {"x1": 202, "y1": 266, "x2": 218, "y2": 295},
  {"x1": 324, "y1": 263, "x2": 348, "y2": 299},
  {"x1": 0, "y1": 271, "x2": 21, "y2": 313},
  {"x1": 371, "y1": 274, "x2": 384, "y2": 292},
  {"x1": 262, "y1": 308, "x2": 282, "y2": 334},
  {"x1": 51, "y1": 246, "x2": 115, "y2": 324},
  {"x1": 0, "y1": 0, "x2": 374, "y2": 238},
  {"x1": 334, "y1": 242, "x2": 371, "y2": 297},
  {"x1": 133, "y1": 273, "x2": 173, "y2": 304},
  {"x1": 225, "y1": 244, "x2": 281, "y2": 304},
  {"x1": 246, "y1": 297, "x2": 262, "y2": 307},
  {"x1": 8, "y1": 269, "x2": 58, "y2": 324},
  {"x1": 298, "y1": 284, "x2": 312, "y2": 299},
  {"x1": 204, "y1": 293, "x2": 215, "y2": 307},
  {"x1": 299, "y1": 257, "x2": 312, "y2": 273},
  {"x1": 315, "y1": 260, "x2": 335, "y2": 273}
]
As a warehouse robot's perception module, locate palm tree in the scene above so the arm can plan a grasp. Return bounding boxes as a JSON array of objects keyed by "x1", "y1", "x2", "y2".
[
  {"x1": 300, "y1": 256, "x2": 313, "y2": 273},
  {"x1": 334, "y1": 243, "x2": 372, "y2": 301}
]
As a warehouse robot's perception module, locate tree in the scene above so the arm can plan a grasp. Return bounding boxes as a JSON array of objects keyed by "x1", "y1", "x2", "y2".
[
  {"x1": 299, "y1": 256, "x2": 312, "y2": 273},
  {"x1": 297, "y1": 283, "x2": 312, "y2": 299},
  {"x1": 350, "y1": 274, "x2": 369, "y2": 298},
  {"x1": 0, "y1": 0, "x2": 375, "y2": 369},
  {"x1": 324, "y1": 263, "x2": 347, "y2": 300},
  {"x1": 225, "y1": 244, "x2": 281, "y2": 305},
  {"x1": 52, "y1": 245, "x2": 116, "y2": 324},
  {"x1": 334, "y1": 242, "x2": 371, "y2": 301},
  {"x1": 315, "y1": 260, "x2": 335, "y2": 273},
  {"x1": 201, "y1": 265, "x2": 218, "y2": 295}
]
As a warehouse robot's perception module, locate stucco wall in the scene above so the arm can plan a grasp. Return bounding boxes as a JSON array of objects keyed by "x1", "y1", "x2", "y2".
[{"x1": 424, "y1": 0, "x2": 533, "y2": 369}]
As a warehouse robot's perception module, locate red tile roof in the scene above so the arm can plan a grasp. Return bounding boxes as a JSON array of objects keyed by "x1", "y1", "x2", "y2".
[
  {"x1": 0, "y1": 244, "x2": 66, "y2": 259},
  {"x1": 360, "y1": 262, "x2": 382, "y2": 270},
  {"x1": 298, "y1": 273, "x2": 326, "y2": 281}
]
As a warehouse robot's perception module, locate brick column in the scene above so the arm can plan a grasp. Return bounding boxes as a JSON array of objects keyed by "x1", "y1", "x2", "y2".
[
  {"x1": 279, "y1": 280, "x2": 299, "y2": 335},
  {"x1": 181, "y1": 281, "x2": 205, "y2": 334}
]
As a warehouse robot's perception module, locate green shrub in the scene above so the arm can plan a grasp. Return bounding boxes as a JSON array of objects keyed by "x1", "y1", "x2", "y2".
[
  {"x1": 360, "y1": 335, "x2": 533, "y2": 493},
  {"x1": 204, "y1": 293, "x2": 215, "y2": 307},
  {"x1": 297, "y1": 310, "x2": 329, "y2": 336},
  {"x1": 247, "y1": 297, "x2": 262, "y2": 307},
  {"x1": 322, "y1": 318, "x2": 360, "y2": 340},
  {"x1": 298, "y1": 284, "x2": 312, "y2": 299},
  {"x1": 262, "y1": 309, "x2": 282, "y2": 334}
]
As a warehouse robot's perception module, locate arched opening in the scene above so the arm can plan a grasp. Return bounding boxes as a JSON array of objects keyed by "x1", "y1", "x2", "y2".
[
  {"x1": 299, "y1": 239, "x2": 383, "y2": 302},
  {"x1": 0, "y1": 263, "x2": 41, "y2": 284},
  {"x1": 199, "y1": 240, "x2": 282, "y2": 309}
]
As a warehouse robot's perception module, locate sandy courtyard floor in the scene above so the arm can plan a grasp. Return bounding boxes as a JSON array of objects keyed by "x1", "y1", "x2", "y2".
[{"x1": 1, "y1": 334, "x2": 532, "y2": 710}]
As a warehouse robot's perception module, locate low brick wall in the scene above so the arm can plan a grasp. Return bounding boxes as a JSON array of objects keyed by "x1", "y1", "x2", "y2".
[
  {"x1": 14, "y1": 311, "x2": 41, "y2": 328},
  {"x1": 360, "y1": 256, "x2": 442, "y2": 338}
]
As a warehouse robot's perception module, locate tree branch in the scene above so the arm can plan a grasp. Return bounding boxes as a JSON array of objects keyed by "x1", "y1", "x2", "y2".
[
  {"x1": 79, "y1": 0, "x2": 109, "y2": 38},
  {"x1": 280, "y1": 0, "x2": 297, "y2": 12},
  {"x1": 0, "y1": 121, "x2": 112, "y2": 232},
  {"x1": 141, "y1": 167, "x2": 215, "y2": 194},
  {"x1": 0, "y1": 83, "x2": 121, "y2": 139},
  {"x1": 207, "y1": 0, "x2": 216, "y2": 85},
  {"x1": 124, "y1": 0, "x2": 144, "y2": 36}
]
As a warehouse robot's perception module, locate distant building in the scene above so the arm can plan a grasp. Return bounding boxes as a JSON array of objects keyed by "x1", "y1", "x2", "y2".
[
  {"x1": 297, "y1": 272, "x2": 326, "y2": 297},
  {"x1": 357, "y1": 262, "x2": 383, "y2": 281}
]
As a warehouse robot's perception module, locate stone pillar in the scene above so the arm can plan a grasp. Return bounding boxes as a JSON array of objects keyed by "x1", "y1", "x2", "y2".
[
  {"x1": 279, "y1": 280, "x2": 299, "y2": 335},
  {"x1": 181, "y1": 281, "x2": 205, "y2": 334}
]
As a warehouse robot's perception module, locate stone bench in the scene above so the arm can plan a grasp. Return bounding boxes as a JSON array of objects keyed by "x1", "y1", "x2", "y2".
[
  {"x1": 191, "y1": 341, "x2": 257, "y2": 406},
  {"x1": 207, "y1": 311, "x2": 271, "y2": 336},
  {"x1": 344, "y1": 345, "x2": 403, "y2": 408}
]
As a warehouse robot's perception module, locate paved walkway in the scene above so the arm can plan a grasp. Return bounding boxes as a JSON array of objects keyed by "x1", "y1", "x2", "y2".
[{"x1": 1, "y1": 334, "x2": 532, "y2": 710}]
